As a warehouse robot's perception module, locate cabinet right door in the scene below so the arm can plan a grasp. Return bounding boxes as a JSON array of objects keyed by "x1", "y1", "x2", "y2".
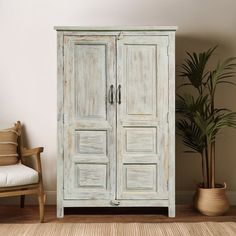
[{"x1": 117, "y1": 35, "x2": 169, "y2": 200}]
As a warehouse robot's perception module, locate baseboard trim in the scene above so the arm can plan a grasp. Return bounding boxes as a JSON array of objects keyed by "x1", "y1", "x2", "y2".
[{"x1": 0, "y1": 190, "x2": 235, "y2": 205}]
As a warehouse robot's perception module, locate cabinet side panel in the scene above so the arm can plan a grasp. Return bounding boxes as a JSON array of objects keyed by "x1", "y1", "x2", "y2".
[
  {"x1": 57, "y1": 31, "x2": 64, "y2": 218},
  {"x1": 168, "y1": 31, "x2": 176, "y2": 217}
]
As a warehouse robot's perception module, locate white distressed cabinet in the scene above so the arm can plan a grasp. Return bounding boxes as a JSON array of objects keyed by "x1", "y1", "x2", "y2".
[{"x1": 55, "y1": 26, "x2": 177, "y2": 218}]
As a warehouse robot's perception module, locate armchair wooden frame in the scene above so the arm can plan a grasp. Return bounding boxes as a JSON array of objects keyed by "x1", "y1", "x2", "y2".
[{"x1": 0, "y1": 122, "x2": 46, "y2": 222}]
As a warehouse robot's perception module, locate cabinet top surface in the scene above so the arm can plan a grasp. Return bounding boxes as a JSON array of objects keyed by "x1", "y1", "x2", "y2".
[{"x1": 54, "y1": 26, "x2": 177, "y2": 31}]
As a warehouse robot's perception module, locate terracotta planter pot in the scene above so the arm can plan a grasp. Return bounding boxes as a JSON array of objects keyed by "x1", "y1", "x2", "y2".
[{"x1": 194, "y1": 183, "x2": 229, "y2": 216}]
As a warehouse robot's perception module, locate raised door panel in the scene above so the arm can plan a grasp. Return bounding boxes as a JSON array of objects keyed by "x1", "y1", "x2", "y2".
[
  {"x1": 74, "y1": 44, "x2": 106, "y2": 120},
  {"x1": 63, "y1": 36, "x2": 116, "y2": 200},
  {"x1": 117, "y1": 35, "x2": 169, "y2": 200},
  {"x1": 126, "y1": 45, "x2": 156, "y2": 117}
]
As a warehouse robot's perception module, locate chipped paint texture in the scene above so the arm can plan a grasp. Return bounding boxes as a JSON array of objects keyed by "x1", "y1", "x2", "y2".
[{"x1": 56, "y1": 28, "x2": 176, "y2": 218}]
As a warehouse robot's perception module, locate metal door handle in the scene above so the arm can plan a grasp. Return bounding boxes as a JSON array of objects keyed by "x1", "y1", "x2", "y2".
[
  {"x1": 109, "y1": 85, "x2": 114, "y2": 104},
  {"x1": 118, "y1": 85, "x2": 121, "y2": 104}
]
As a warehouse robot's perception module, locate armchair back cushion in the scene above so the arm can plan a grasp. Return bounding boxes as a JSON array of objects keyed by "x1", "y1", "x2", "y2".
[{"x1": 0, "y1": 123, "x2": 21, "y2": 166}]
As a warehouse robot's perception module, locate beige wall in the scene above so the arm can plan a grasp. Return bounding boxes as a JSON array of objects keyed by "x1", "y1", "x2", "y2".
[{"x1": 0, "y1": 0, "x2": 236, "y2": 204}]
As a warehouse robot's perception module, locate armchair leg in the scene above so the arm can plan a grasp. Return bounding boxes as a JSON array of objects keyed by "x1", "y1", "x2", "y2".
[
  {"x1": 38, "y1": 192, "x2": 45, "y2": 223},
  {"x1": 20, "y1": 195, "x2": 25, "y2": 208}
]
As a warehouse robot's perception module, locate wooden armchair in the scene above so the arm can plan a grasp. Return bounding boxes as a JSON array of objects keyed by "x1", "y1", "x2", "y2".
[{"x1": 0, "y1": 121, "x2": 45, "y2": 222}]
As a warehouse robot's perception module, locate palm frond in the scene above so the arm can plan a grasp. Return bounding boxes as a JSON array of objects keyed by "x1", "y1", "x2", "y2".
[
  {"x1": 177, "y1": 119, "x2": 205, "y2": 154},
  {"x1": 179, "y1": 46, "x2": 218, "y2": 94},
  {"x1": 177, "y1": 46, "x2": 236, "y2": 188},
  {"x1": 207, "y1": 57, "x2": 236, "y2": 95}
]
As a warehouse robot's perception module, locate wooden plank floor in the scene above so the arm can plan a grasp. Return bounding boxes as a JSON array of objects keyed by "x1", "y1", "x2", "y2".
[{"x1": 0, "y1": 205, "x2": 236, "y2": 223}]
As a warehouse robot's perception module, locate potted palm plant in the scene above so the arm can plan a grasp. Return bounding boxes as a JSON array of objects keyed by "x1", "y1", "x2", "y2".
[{"x1": 177, "y1": 46, "x2": 236, "y2": 216}]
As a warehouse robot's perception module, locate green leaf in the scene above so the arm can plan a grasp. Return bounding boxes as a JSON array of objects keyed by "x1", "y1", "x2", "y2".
[{"x1": 178, "y1": 46, "x2": 218, "y2": 95}]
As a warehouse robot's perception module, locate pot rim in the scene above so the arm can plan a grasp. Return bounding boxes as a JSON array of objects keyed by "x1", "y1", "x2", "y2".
[{"x1": 197, "y1": 182, "x2": 227, "y2": 190}]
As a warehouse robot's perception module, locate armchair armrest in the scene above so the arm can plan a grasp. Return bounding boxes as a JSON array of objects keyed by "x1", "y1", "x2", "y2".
[
  {"x1": 21, "y1": 147, "x2": 44, "y2": 175},
  {"x1": 21, "y1": 147, "x2": 44, "y2": 157}
]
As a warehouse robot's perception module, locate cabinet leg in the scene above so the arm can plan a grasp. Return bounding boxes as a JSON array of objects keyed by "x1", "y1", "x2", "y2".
[
  {"x1": 57, "y1": 204, "x2": 64, "y2": 218},
  {"x1": 168, "y1": 205, "x2": 176, "y2": 217}
]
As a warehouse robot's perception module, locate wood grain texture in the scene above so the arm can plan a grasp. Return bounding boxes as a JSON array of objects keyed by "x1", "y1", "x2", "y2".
[
  {"x1": 1, "y1": 222, "x2": 236, "y2": 236},
  {"x1": 57, "y1": 31, "x2": 64, "y2": 218},
  {"x1": 125, "y1": 165, "x2": 156, "y2": 190},
  {"x1": 63, "y1": 199, "x2": 169, "y2": 207},
  {"x1": 63, "y1": 36, "x2": 116, "y2": 202},
  {"x1": 61, "y1": 31, "x2": 176, "y2": 37},
  {"x1": 54, "y1": 26, "x2": 178, "y2": 31},
  {"x1": 74, "y1": 44, "x2": 106, "y2": 120},
  {"x1": 125, "y1": 128, "x2": 156, "y2": 153},
  {"x1": 75, "y1": 131, "x2": 107, "y2": 155},
  {"x1": 56, "y1": 28, "x2": 176, "y2": 217},
  {"x1": 168, "y1": 31, "x2": 176, "y2": 217},
  {"x1": 76, "y1": 164, "x2": 107, "y2": 189},
  {"x1": 116, "y1": 35, "x2": 169, "y2": 201}
]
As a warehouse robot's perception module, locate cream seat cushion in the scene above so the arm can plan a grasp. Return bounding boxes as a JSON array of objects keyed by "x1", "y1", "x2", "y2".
[{"x1": 0, "y1": 163, "x2": 39, "y2": 187}]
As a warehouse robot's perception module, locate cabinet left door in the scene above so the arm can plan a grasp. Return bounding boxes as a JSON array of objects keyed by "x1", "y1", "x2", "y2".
[{"x1": 63, "y1": 36, "x2": 116, "y2": 201}]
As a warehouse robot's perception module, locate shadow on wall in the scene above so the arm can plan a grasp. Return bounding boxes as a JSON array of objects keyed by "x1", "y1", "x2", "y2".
[{"x1": 175, "y1": 35, "x2": 236, "y2": 191}]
